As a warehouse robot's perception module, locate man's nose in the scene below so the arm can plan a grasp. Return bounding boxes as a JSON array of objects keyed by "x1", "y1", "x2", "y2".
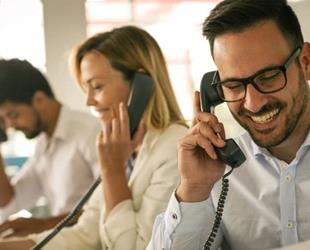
[{"x1": 243, "y1": 84, "x2": 268, "y2": 113}]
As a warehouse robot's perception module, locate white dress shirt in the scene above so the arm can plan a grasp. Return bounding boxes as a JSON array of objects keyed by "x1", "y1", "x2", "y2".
[
  {"x1": 147, "y1": 131, "x2": 310, "y2": 250},
  {"x1": 0, "y1": 106, "x2": 100, "y2": 221},
  {"x1": 28, "y1": 124, "x2": 187, "y2": 250}
]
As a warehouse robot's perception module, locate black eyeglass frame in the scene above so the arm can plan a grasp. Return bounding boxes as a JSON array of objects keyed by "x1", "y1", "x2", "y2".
[{"x1": 213, "y1": 47, "x2": 302, "y2": 102}]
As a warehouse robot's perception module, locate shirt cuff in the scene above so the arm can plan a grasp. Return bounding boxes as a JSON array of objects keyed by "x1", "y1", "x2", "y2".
[{"x1": 164, "y1": 191, "x2": 213, "y2": 235}]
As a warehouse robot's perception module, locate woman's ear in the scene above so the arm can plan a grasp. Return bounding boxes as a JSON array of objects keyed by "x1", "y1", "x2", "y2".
[{"x1": 300, "y1": 42, "x2": 310, "y2": 80}]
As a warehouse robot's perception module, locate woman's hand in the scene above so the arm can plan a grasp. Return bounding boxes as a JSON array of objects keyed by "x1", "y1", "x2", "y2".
[
  {"x1": 97, "y1": 102, "x2": 146, "y2": 174},
  {"x1": 96, "y1": 102, "x2": 146, "y2": 217},
  {"x1": 176, "y1": 91, "x2": 226, "y2": 202}
]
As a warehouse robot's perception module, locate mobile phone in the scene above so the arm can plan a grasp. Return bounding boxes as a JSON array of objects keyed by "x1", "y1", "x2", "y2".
[{"x1": 127, "y1": 72, "x2": 154, "y2": 137}]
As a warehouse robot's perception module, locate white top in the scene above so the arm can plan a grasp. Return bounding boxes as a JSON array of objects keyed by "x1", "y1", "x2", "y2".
[
  {"x1": 0, "y1": 106, "x2": 100, "y2": 220},
  {"x1": 28, "y1": 123, "x2": 188, "y2": 250},
  {"x1": 147, "y1": 131, "x2": 310, "y2": 250}
]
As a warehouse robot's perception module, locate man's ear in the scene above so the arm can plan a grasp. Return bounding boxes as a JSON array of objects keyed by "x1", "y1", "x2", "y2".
[
  {"x1": 300, "y1": 42, "x2": 310, "y2": 80},
  {"x1": 31, "y1": 91, "x2": 48, "y2": 110}
]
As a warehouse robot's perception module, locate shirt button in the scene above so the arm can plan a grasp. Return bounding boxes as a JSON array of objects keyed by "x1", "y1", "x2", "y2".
[
  {"x1": 285, "y1": 175, "x2": 291, "y2": 183},
  {"x1": 172, "y1": 213, "x2": 178, "y2": 220},
  {"x1": 287, "y1": 221, "x2": 294, "y2": 229}
]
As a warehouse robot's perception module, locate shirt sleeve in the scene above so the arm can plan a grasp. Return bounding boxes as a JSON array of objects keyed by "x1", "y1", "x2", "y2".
[
  {"x1": 0, "y1": 157, "x2": 42, "y2": 221},
  {"x1": 147, "y1": 192, "x2": 224, "y2": 250},
  {"x1": 27, "y1": 185, "x2": 102, "y2": 250}
]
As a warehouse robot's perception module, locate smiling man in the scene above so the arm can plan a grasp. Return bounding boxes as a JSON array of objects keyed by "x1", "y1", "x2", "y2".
[{"x1": 147, "y1": 0, "x2": 310, "y2": 249}]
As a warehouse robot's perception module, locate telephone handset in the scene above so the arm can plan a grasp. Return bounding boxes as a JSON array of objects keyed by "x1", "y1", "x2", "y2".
[
  {"x1": 32, "y1": 71, "x2": 154, "y2": 250},
  {"x1": 127, "y1": 72, "x2": 154, "y2": 137},
  {"x1": 200, "y1": 71, "x2": 246, "y2": 168},
  {"x1": 0, "y1": 128, "x2": 8, "y2": 143},
  {"x1": 199, "y1": 71, "x2": 246, "y2": 250}
]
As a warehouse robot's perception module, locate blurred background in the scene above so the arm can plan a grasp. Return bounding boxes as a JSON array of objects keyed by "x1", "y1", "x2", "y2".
[{"x1": 0, "y1": 0, "x2": 309, "y2": 169}]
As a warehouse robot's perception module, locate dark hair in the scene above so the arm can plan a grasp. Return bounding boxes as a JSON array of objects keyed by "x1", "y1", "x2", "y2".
[
  {"x1": 203, "y1": 0, "x2": 304, "y2": 56},
  {"x1": 0, "y1": 59, "x2": 54, "y2": 105}
]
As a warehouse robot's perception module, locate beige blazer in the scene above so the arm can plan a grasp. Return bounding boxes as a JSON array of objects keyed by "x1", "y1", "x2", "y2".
[{"x1": 29, "y1": 123, "x2": 187, "y2": 250}]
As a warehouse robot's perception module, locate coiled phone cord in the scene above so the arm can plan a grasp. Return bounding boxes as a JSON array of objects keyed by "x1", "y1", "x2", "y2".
[
  {"x1": 203, "y1": 167, "x2": 234, "y2": 250},
  {"x1": 31, "y1": 176, "x2": 102, "y2": 250}
]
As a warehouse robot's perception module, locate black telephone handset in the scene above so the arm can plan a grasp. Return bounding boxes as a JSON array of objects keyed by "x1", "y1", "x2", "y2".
[
  {"x1": 200, "y1": 71, "x2": 246, "y2": 168},
  {"x1": 127, "y1": 72, "x2": 154, "y2": 137},
  {"x1": 0, "y1": 128, "x2": 8, "y2": 143},
  {"x1": 31, "y1": 71, "x2": 154, "y2": 250},
  {"x1": 200, "y1": 71, "x2": 246, "y2": 250}
]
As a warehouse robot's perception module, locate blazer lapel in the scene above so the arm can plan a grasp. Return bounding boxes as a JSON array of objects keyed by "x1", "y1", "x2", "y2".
[{"x1": 128, "y1": 128, "x2": 161, "y2": 186}]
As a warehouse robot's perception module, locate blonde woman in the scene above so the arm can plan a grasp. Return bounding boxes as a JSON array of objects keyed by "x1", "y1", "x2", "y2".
[{"x1": 0, "y1": 25, "x2": 187, "y2": 249}]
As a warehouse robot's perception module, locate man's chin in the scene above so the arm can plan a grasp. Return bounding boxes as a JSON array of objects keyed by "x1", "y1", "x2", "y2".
[
  {"x1": 249, "y1": 130, "x2": 287, "y2": 148},
  {"x1": 24, "y1": 131, "x2": 41, "y2": 139}
]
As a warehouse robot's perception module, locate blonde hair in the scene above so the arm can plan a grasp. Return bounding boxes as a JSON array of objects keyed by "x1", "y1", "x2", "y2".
[{"x1": 70, "y1": 25, "x2": 187, "y2": 130}]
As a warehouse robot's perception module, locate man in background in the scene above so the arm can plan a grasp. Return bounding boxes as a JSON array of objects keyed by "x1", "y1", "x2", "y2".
[{"x1": 0, "y1": 59, "x2": 100, "y2": 237}]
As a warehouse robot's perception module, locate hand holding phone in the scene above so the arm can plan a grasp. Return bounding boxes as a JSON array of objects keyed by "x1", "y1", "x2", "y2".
[{"x1": 200, "y1": 71, "x2": 246, "y2": 168}]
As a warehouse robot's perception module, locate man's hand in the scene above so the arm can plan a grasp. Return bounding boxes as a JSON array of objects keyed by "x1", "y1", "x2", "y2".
[
  {"x1": 0, "y1": 238, "x2": 36, "y2": 250},
  {"x1": 0, "y1": 210, "x2": 83, "y2": 239},
  {"x1": 176, "y1": 91, "x2": 226, "y2": 202},
  {"x1": 0, "y1": 217, "x2": 48, "y2": 238}
]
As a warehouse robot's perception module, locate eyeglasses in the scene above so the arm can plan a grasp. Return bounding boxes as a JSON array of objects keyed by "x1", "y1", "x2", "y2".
[{"x1": 213, "y1": 47, "x2": 301, "y2": 102}]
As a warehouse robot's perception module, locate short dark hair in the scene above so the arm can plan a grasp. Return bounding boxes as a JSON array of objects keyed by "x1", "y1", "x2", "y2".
[
  {"x1": 0, "y1": 59, "x2": 55, "y2": 105},
  {"x1": 203, "y1": 0, "x2": 304, "y2": 56}
]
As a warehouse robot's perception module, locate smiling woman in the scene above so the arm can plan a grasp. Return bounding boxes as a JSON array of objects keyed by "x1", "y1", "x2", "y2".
[{"x1": 0, "y1": 25, "x2": 188, "y2": 250}]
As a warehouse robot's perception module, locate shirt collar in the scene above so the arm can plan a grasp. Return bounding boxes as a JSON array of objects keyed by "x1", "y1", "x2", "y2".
[
  {"x1": 248, "y1": 130, "x2": 310, "y2": 159},
  {"x1": 50, "y1": 105, "x2": 70, "y2": 141}
]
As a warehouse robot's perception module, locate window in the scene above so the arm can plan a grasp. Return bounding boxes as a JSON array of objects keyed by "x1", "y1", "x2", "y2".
[
  {"x1": 0, "y1": 0, "x2": 44, "y2": 163},
  {"x1": 86, "y1": 0, "x2": 219, "y2": 120}
]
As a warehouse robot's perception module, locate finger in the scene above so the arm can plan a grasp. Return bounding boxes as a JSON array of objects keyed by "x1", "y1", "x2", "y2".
[
  {"x1": 102, "y1": 121, "x2": 111, "y2": 143},
  {"x1": 191, "y1": 91, "x2": 202, "y2": 127},
  {"x1": 195, "y1": 135, "x2": 219, "y2": 160},
  {"x1": 179, "y1": 133, "x2": 218, "y2": 160},
  {"x1": 119, "y1": 102, "x2": 130, "y2": 138},
  {"x1": 191, "y1": 122, "x2": 225, "y2": 148},
  {"x1": 195, "y1": 111, "x2": 219, "y2": 125},
  {"x1": 96, "y1": 130, "x2": 103, "y2": 147},
  {"x1": 218, "y1": 122, "x2": 226, "y2": 140},
  {"x1": 132, "y1": 120, "x2": 146, "y2": 148},
  {"x1": 111, "y1": 118, "x2": 120, "y2": 141},
  {"x1": 193, "y1": 91, "x2": 201, "y2": 116},
  {"x1": 1, "y1": 228, "x2": 15, "y2": 239},
  {"x1": 0, "y1": 221, "x2": 10, "y2": 233}
]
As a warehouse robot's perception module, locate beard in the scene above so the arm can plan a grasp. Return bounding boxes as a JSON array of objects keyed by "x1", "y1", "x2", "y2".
[
  {"x1": 232, "y1": 69, "x2": 309, "y2": 148},
  {"x1": 22, "y1": 110, "x2": 44, "y2": 139}
]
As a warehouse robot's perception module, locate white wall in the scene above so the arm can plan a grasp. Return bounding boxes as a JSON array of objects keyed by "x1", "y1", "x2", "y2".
[
  {"x1": 42, "y1": 0, "x2": 310, "y2": 115},
  {"x1": 42, "y1": 0, "x2": 87, "y2": 111},
  {"x1": 289, "y1": 0, "x2": 310, "y2": 42}
]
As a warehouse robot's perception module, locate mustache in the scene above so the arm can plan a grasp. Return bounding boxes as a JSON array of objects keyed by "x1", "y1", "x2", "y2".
[{"x1": 239, "y1": 102, "x2": 286, "y2": 117}]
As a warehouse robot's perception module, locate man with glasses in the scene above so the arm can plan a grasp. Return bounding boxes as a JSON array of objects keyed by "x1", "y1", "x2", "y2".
[
  {"x1": 148, "y1": 0, "x2": 310, "y2": 249},
  {"x1": 0, "y1": 59, "x2": 100, "y2": 237}
]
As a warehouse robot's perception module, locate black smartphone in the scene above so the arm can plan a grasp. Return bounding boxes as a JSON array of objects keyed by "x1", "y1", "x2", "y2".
[
  {"x1": 127, "y1": 72, "x2": 154, "y2": 137},
  {"x1": 0, "y1": 127, "x2": 8, "y2": 143},
  {"x1": 200, "y1": 71, "x2": 246, "y2": 168}
]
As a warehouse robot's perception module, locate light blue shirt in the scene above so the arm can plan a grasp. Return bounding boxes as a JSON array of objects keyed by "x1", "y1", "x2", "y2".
[{"x1": 147, "y1": 131, "x2": 310, "y2": 250}]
